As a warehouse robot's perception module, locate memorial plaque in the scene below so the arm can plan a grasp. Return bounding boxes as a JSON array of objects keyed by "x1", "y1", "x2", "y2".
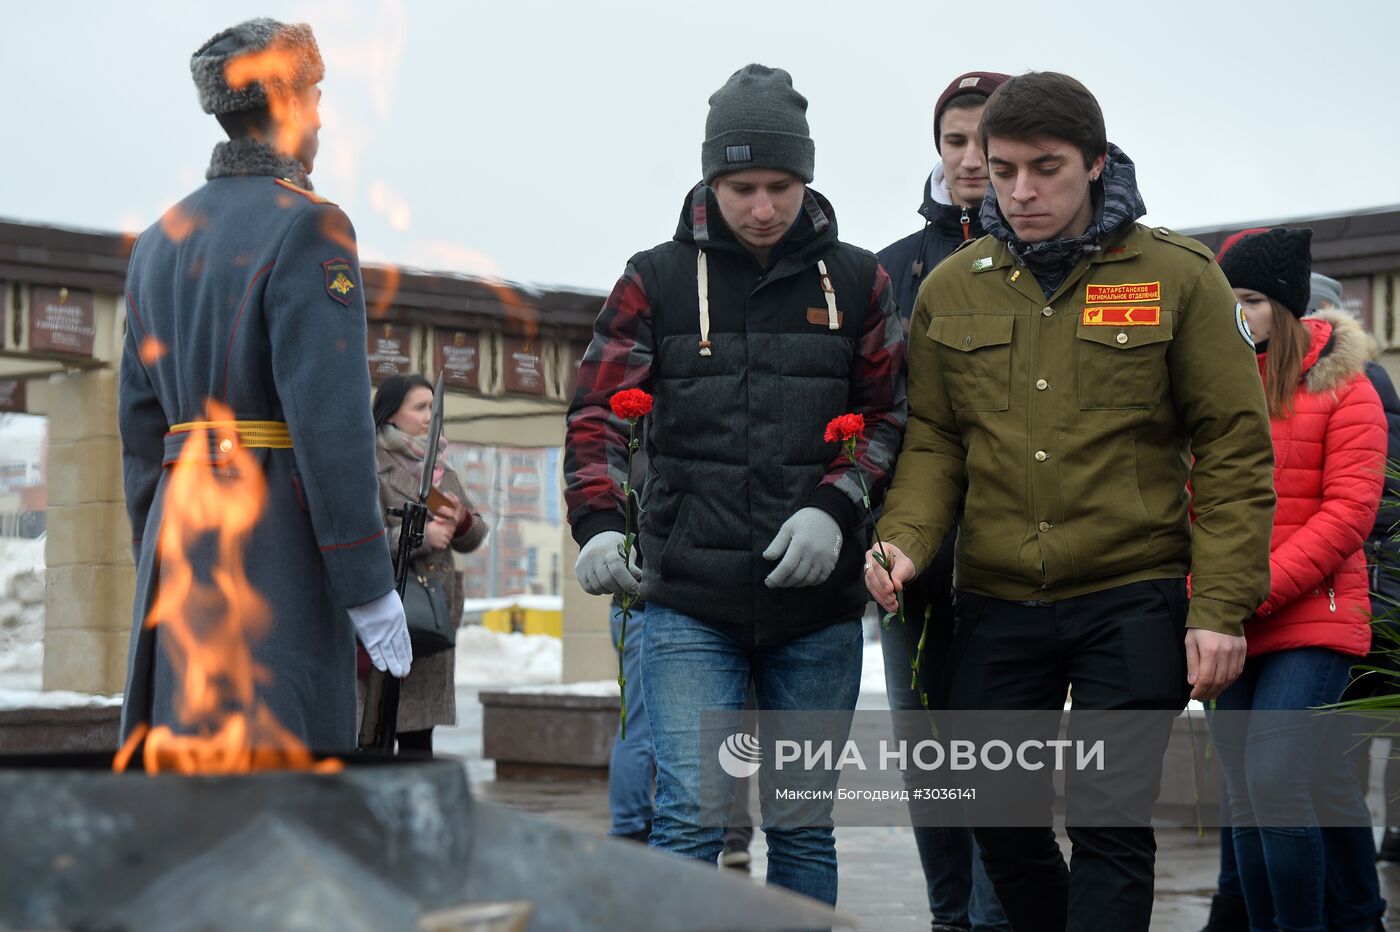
[
  {"x1": 503, "y1": 337, "x2": 545, "y2": 396},
  {"x1": 434, "y1": 328, "x2": 480, "y2": 392},
  {"x1": 0, "y1": 380, "x2": 25, "y2": 413},
  {"x1": 29, "y1": 286, "x2": 95, "y2": 356},
  {"x1": 1337, "y1": 276, "x2": 1374, "y2": 331},
  {"x1": 367, "y1": 322, "x2": 412, "y2": 383}
]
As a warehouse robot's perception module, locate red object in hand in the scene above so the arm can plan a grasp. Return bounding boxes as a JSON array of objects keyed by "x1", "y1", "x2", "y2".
[
  {"x1": 824, "y1": 413, "x2": 865, "y2": 444},
  {"x1": 610, "y1": 388, "x2": 654, "y2": 420}
]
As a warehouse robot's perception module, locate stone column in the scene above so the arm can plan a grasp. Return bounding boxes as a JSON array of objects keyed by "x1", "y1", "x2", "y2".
[
  {"x1": 40, "y1": 367, "x2": 134, "y2": 694},
  {"x1": 559, "y1": 529, "x2": 614, "y2": 684}
]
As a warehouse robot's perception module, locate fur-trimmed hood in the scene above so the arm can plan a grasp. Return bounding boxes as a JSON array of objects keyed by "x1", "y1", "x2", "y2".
[{"x1": 1302, "y1": 308, "x2": 1370, "y2": 394}]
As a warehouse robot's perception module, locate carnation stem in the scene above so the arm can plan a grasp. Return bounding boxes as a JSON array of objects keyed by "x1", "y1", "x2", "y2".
[
  {"x1": 845, "y1": 441, "x2": 905, "y2": 629},
  {"x1": 616, "y1": 417, "x2": 640, "y2": 741}
]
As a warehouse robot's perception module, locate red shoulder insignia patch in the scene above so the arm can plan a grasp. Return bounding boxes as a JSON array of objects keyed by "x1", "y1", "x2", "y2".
[{"x1": 275, "y1": 178, "x2": 336, "y2": 206}]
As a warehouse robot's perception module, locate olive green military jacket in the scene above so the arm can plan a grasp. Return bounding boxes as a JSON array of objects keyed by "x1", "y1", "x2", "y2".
[{"x1": 877, "y1": 223, "x2": 1274, "y2": 636}]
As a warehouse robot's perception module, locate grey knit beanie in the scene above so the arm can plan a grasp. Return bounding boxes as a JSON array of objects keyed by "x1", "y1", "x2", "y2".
[
  {"x1": 191, "y1": 18, "x2": 324, "y2": 115},
  {"x1": 702, "y1": 64, "x2": 815, "y2": 184},
  {"x1": 1310, "y1": 273, "x2": 1345, "y2": 312}
]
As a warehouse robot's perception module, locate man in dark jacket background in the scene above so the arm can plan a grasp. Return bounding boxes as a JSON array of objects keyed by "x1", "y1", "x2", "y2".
[
  {"x1": 880, "y1": 71, "x2": 1009, "y2": 324},
  {"x1": 877, "y1": 69, "x2": 1010, "y2": 932},
  {"x1": 1316, "y1": 273, "x2": 1400, "y2": 865},
  {"x1": 564, "y1": 64, "x2": 906, "y2": 905},
  {"x1": 119, "y1": 19, "x2": 410, "y2": 752}
]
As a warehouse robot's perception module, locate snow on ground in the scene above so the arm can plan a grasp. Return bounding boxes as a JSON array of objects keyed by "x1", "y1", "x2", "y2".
[
  {"x1": 503, "y1": 679, "x2": 618, "y2": 696},
  {"x1": 0, "y1": 536, "x2": 45, "y2": 691},
  {"x1": 454, "y1": 624, "x2": 562, "y2": 687},
  {"x1": 861, "y1": 635, "x2": 885, "y2": 696},
  {"x1": 0, "y1": 688, "x2": 122, "y2": 711}
]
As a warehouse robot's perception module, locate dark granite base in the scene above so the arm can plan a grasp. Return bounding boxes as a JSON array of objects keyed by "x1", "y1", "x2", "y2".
[
  {"x1": 0, "y1": 704, "x2": 120, "y2": 752},
  {"x1": 480, "y1": 691, "x2": 618, "y2": 781}
]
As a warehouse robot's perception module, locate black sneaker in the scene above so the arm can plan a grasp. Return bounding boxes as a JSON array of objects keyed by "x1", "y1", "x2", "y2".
[
  {"x1": 719, "y1": 843, "x2": 751, "y2": 872},
  {"x1": 1197, "y1": 893, "x2": 1248, "y2": 932},
  {"x1": 1379, "y1": 827, "x2": 1400, "y2": 862},
  {"x1": 615, "y1": 820, "x2": 651, "y2": 844}
]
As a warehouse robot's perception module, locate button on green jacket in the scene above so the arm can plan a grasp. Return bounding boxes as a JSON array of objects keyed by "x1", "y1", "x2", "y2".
[{"x1": 877, "y1": 223, "x2": 1275, "y2": 636}]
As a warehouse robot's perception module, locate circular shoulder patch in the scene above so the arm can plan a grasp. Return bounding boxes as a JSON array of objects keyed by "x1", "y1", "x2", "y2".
[{"x1": 1235, "y1": 302, "x2": 1255, "y2": 348}]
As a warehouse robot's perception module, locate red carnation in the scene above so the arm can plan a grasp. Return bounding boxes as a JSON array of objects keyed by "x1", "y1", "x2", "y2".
[
  {"x1": 611, "y1": 388, "x2": 654, "y2": 421},
  {"x1": 824, "y1": 413, "x2": 865, "y2": 445}
]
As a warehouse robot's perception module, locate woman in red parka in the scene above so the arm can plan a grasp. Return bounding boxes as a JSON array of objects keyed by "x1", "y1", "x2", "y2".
[{"x1": 1209, "y1": 227, "x2": 1387, "y2": 932}]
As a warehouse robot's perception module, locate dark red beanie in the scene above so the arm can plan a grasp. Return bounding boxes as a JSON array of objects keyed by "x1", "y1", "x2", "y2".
[{"x1": 934, "y1": 71, "x2": 1011, "y2": 152}]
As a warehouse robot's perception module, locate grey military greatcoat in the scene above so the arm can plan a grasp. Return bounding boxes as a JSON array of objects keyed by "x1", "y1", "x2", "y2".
[{"x1": 118, "y1": 143, "x2": 394, "y2": 749}]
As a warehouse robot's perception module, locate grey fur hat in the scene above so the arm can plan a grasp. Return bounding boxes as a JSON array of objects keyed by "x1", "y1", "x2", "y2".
[
  {"x1": 702, "y1": 64, "x2": 815, "y2": 184},
  {"x1": 191, "y1": 18, "x2": 324, "y2": 115}
]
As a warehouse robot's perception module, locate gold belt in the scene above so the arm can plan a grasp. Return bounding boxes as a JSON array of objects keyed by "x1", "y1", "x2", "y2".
[{"x1": 166, "y1": 419, "x2": 293, "y2": 449}]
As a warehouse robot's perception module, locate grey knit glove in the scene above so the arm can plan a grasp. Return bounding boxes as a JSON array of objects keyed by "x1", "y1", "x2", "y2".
[
  {"x1": 576, "y1": 530, "x2": 641, "y2": 596},
  {"x1": 763, "y1": 508, "x2": 842, "y2": 589}
]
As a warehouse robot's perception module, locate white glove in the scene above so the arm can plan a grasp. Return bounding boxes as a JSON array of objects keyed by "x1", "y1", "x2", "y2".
[
  {"x1": 763, "y1": 508, "x2": 842, "y2": 589},
  {"x1": 576, "y1": 530, "x2": 641, "y2": 596},
  {"x1": 348, "y1": 589, "x2": 412, "y2": 678}
]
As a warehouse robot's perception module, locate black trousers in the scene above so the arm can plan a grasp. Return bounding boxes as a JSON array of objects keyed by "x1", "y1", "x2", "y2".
[{"x1": 945, "y1": 578, "x2": 1190, "y2": 932}]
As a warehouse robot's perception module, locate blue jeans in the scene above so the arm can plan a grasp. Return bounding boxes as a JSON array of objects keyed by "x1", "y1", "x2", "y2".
[
  {"x1": 1210, "y1": 648, "x2": 1384, "y2": 932},
  {"x1": 881, "y1": 607, "x2": 1007, "y2": 931},
  {"x1": 608, "y1": 602, "x2": 655, "y2": 836},
  {"x1": 642, "y1": 603, "x2": 863, "y2": 906}
]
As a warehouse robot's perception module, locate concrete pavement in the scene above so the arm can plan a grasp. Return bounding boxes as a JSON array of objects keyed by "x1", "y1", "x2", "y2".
[{"x1": 438, "y1": 681, "x2": 1400, "y2": 931}]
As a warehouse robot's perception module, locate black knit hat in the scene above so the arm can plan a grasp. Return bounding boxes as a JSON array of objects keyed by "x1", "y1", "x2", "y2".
[
  {"x1": 702, "y1": 64, "x2": 814, "y2": 184},
  {"x1": 1217, "y1": 227, "x2": 1314, "y2": 318}
]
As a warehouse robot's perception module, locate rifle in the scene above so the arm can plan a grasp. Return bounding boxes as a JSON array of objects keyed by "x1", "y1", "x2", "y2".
[{"x1": 358, "y1": 371, "x2": 446, "y2": 752}]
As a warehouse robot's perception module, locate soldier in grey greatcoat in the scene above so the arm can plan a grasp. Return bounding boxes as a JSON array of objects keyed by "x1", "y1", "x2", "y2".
[{"x1": 118, "y1": 18, "x2": 410, "y2": 751}]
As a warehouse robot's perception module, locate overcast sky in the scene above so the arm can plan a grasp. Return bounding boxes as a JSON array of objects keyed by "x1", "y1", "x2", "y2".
[{"x1": 3, "y1": 0, "x2": 1397, "y2": 295}]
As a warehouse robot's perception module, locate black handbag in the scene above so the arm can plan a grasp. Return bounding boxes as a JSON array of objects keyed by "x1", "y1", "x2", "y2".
[{"x1": 403, "y1": 571, "x2": 454, "y2": 657}]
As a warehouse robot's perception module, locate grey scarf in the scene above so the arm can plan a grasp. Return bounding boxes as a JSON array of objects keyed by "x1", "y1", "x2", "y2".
[
  {"x1": 206, "y1": 137, "x2": 312, "y2": 190},
  {"x1": 981, "y1": 143, "x2": 1146, "y2": 298}
]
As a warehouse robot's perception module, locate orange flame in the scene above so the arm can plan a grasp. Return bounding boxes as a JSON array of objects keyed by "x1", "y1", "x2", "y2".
[
  {"x1": 114, "y1": 399, "x2": 341, "y2": 776},
  {"x1": 159, "y1": 203, "x2": 206, "y2": 245},
  {"x1": 223, "y1": 43, "x2": 309, "y2": 162},
  {"x1": 488, "y1": 280, "x2": 537, "y2": 344},
  {"x1": 139, "y1": 335, "x2": 167, "y2": 367},
  {"x1": 370, "y1": 264, "x2": 400, "y2": 320}
]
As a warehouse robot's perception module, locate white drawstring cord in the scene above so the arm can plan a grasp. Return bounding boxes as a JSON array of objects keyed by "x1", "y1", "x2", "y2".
[
  {"x1": 817, "y1": 259, "x2": 839, "y2": 330},
  {"x1": 697, "y1": 254, "x2": 840, "y2": 355},
  {"x1": 697, "y1": 251, "x2": 713, "y2": 356}
]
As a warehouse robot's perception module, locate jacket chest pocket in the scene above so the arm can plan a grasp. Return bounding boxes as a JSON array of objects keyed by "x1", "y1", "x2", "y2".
[
  {"x1": 1075, "y1": 311, "x2": 1175, "y2": 409},
  {"x1": 928, "y1": 315, "x2": 1014, "y2": 412}
]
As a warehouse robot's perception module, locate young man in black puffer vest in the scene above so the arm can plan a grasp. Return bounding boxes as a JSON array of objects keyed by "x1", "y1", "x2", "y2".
[{"x1": 565, "y1": 64, "x2": 906, "y2": 906}]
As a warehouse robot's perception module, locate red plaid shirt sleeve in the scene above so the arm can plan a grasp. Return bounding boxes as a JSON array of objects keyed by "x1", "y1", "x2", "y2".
[
  {"x1": 564, "y1": 260, "x2": 655, "y2": 544},
  {"x1": 814, "y1": 262, "x2": 908, "y2": 518}
]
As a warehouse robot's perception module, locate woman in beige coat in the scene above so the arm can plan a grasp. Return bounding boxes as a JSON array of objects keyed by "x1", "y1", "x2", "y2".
[{"x1": 368, "y1": 374, "x2": 487, "y2": 755}]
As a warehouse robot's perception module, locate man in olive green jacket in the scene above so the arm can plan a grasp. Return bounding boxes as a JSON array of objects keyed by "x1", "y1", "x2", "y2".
[{"x1": 866, "y1": 73, "x2": 1273, "y2": 932}]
